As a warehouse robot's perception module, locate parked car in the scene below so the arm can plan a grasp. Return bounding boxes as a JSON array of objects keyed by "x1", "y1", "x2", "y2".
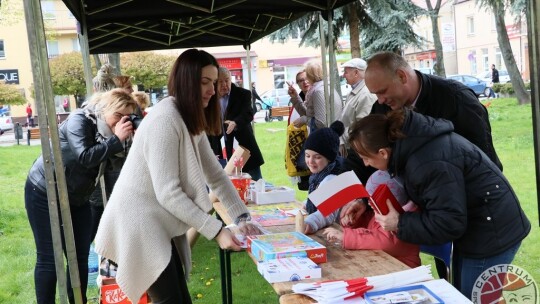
[
  {"x1": 477, "y1": 70, "x2": 511, "y2": 84},
  {"x1": 0, "y1": 113, "x2": 14, "y2": 132},
  {"x1": 447, "y1": 74, "x2": 491, "y2": 97},
  {"x1": 255, "y1": 88, "x2": 291, "y2": 112}
]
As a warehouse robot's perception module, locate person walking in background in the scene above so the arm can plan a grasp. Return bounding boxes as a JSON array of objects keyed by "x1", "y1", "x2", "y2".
[
  {"x1": 489, "y1": 64, "x2": 500, "y2": 99},
  {"x1": 348, "y1": 109, "x2": 530, "y2": 299},
  {"x1": 26, "y1": 103, "x2": 34, "y2": 127},
  {"x1": 491, "y1": 64, "x2": 500, "y2": 84},
  {"x1": 208, "y1": 67, "x2": 265, "y2": 180},
  {"x1": 339, "y1": 58, "x2": 377, "y2": 183},
  {"x1": 94, "y1": 49, "x2": 261, "y2": 304},
  {"x1": 251, "y1": 82, "x2": 263, "y2": 113},
  {"x1": 290, "y1": 59, "x2": 343, "y2": 132},
  {"x1": 25, "y1": 89, "x2": 137, "y2": 304}
]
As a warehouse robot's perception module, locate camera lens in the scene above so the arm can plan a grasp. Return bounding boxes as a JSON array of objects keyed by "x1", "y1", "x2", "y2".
[{"x1": 128, "y1": 114, "x2": 143, "y2": 129}]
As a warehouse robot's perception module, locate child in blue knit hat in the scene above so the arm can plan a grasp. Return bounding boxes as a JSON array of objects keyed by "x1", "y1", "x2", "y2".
[{"x1": 302, "y1": 121, "x2": 345, "y2": 216}]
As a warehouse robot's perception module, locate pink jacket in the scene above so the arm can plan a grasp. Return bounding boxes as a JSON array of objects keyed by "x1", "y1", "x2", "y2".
[{"x1": 342, "y1": 209, "x2": 420, "y2": 268}]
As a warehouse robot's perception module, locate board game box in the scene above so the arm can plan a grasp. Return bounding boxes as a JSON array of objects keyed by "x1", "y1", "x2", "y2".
[{"x1": 247, "y1": 231, "x2": 327, "y2": 264}]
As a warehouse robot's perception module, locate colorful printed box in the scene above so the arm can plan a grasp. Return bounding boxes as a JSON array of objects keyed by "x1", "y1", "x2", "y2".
[
  {"x1": 248, "y1": 231, "x2": 327, "y2": 264},
  {"x1": 257, "y1": 257, "x2": 322, "y2": 283},
  {"x1": 100, "y1": 276, "x2": 148, "y2": 304}
]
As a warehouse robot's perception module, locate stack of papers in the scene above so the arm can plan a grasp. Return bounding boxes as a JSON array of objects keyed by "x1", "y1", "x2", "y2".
[{"x1": 292, "y1": 265, "x2": 434, "y2": 303}]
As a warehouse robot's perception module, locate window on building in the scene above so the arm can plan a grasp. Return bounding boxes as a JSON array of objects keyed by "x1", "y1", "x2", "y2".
[
  {"x1": 482, "y1": 48, "x2": 489, "y2": 72},
  {"x1": 469, "y1": 50, "x2": 477, "y2": 75},
  {"x1": 467, "y1": 16, "x2": 475, "y2": 35},
  {"x1": 72, "y1": 38, "x2": 80, "y2": 52},
  {"x1": 46, "y1": 40, "x2": 59, "y2": 58},
  {"x1": 0, "y1": 40, "x2": 5, "y2": 59},
  {"x1": 273, "y1": 66, "x2": 286, "y2": 89},
  {"x1": 495, "y1": 47, "x2": 503, "y2": 70},
  {"x1": 41, "y1": 1, "x2": 56, "y2": 19}
]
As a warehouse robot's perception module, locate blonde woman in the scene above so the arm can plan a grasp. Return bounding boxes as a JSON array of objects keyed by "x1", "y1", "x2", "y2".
[
  {"x1": 25, "y1": 88, "x2": 137, "y2": 304},
  {"x1": 290, "y1": 59, "x2": 343, "y2": 131}
]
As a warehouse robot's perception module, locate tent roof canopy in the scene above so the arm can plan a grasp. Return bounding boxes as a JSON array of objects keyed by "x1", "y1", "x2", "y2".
[{"x1": 61, "y1": 0, "x2": 355, "y2": 53}]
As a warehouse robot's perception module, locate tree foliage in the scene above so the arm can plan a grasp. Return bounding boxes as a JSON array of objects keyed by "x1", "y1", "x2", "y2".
[
  {"x1": 48, "y1": 52, "x2": 88, "y2": 99},
  {"x1": 0, "y1": 81, "x2": 27, "y2": 106},
  {"x1": 269, "y1": 0, "x2": 424, "y2": 57},
  {"x1": 0, "y1": 0, "x2": 24, "y2": 27},
  {"x1": 120, "y1": 52, "x2": 176, "y2": 90}
]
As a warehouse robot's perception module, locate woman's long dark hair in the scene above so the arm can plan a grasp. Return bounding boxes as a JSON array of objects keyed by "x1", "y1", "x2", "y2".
[
  {"x1": 168, "y1": 49, "x2": 221, "y2": 136},
  {"x1": 348, "y1": 109, "x2": 406, "y2": 156}
]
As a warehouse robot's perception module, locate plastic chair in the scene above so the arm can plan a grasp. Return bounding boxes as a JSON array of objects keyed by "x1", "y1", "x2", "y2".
[{"x1": 420, "y1": 242, "x2": 453, "y2": 283}]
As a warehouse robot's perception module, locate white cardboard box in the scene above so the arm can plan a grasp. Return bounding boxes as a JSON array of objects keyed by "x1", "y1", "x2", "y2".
[
  {"x1": 251, "y1": 186, "x2": 296, "y2": 205},
  {"x1": 257, "y1": 257, "x2": 321, "y2": 283}
]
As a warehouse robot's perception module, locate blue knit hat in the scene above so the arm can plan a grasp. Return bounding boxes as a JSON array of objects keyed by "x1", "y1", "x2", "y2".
[{"x1": 304, "y1": 121, "x2": 345, "y2": 162}]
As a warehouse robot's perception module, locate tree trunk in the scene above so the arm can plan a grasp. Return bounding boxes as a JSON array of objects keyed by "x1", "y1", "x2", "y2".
[
  {"x1": 430, "y1": 14, "x2": 446, "y2": 77},
  {"x1": 494, "y1": 10, "x2": 530, "y2": 104},
  {"x1": 348, "y1": 2, "x2": 361, "y2": 58},
  {"x1": 93, "y1": 54, "x2": 102, "y2": 73},
  {"x1": 108, "y1": 53, "x2": 121, "y2": 74}
]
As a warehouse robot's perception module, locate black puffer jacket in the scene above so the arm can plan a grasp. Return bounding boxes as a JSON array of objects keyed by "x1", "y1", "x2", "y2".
[
  {"x1": 390, "y1": 109, "x2": 530, "y2": 258},
  {"x1": 27, "y1": 110, "x2": 124, "y2": 206}
]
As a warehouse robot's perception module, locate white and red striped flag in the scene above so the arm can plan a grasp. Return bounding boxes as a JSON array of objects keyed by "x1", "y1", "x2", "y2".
[{"x1": 307, "y1": 171, "x2": 370, "y2": 216}]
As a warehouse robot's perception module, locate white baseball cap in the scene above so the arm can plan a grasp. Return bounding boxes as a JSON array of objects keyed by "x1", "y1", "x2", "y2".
[{"x1": 342, "y1": 58, "x2": 367, "y2": 70}]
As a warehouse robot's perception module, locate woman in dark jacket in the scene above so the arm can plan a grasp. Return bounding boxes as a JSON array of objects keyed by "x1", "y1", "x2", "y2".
[
  {"x1": 347, "y1": 108, "x2": 530, "y2": 299},
  {"x1": 25, "y1": 88, "x2": 137, "y2": 304}
]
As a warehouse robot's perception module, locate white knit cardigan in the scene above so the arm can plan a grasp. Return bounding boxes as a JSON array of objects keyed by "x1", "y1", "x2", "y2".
[{"x1": 95, "y1": 97, "x2": 248, "y2": 302}]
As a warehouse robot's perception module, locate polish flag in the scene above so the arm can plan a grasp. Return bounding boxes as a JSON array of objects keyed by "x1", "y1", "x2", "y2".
[{"x1": 308, "y1": 171, "x2": 370, "y2": 216}]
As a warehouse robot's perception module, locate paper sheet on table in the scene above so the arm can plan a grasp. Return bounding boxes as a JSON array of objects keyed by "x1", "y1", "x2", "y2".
[{"x1": 307, "y1": 171, "x2": 370, "y2": 216}]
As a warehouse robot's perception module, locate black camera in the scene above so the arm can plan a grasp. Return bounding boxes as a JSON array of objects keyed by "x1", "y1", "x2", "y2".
[{"x1": 127, "y1": 114, "x2": 143, "y2": 129}]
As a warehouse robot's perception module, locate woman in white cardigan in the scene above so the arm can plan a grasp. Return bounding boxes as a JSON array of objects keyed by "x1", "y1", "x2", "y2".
[{"x1": 95, "y1": 49, "x2": 260, "y2": 304}]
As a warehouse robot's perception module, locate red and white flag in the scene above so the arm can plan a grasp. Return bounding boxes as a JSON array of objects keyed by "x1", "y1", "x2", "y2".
[{"x1": 308, "y1": 171, "x2": 370, "y2": 216}]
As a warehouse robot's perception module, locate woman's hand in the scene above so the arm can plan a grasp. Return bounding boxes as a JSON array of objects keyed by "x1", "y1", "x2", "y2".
[
  {"x1": 374, "y1": 200, "x2": 400, "y2": 231},
  {"x1": 322, "y1": 227, "x2": 343, "y2": 243},
  {"x1": 287, "y1": 82, "x2": 298, "y2": 98},
  {"x1": 293, "y1": 117, "x2": 305, "y2": 128},
  {"x1": 114, "y1": 116, "x2": 134, "y2": 141},
  {"x1": 215, "y1": 227, "x2": 242, "y2": 251},
  {"x1": 339, "y1": 199, "x2": 365, "y2": 227},
  {"x1": 237, "y1": 221, "x2": 261, "y2": 236}
]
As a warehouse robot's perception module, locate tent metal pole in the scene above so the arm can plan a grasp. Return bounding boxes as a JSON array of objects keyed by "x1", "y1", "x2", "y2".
[
  {"x1": 22, "y1": 0, "x2": 83, "y2": 303},
  {"x1": 526, "y1": 0, "x2": 540, "y2": 227},
  {"x1": 79, "y1": 20, "x2": 94, "y2": 98},
  {"x1": 318, "y1": 12, "x2": 330, "y2": 126},
  {"x1": 327, "y1": 7, "x2": 335, "y2": 123}
]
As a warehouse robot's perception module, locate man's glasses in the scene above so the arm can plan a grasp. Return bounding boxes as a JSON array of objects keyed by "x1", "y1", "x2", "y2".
[{"x1": 296, "y1": 78, "x2": 307, "y2": 84}]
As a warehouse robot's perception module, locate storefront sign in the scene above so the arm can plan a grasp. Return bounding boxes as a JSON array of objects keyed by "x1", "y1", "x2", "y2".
[
  {"x1": 217, "y1": 58, "x2": 242, "y2": 70},
  {"x1": 0, "y1": 69, "x2": 19, "y2": 84}
]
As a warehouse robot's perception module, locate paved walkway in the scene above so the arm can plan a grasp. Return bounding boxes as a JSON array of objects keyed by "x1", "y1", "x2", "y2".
[{"x1": 0, "y1": 128, "x2": 41, "y2": 147}]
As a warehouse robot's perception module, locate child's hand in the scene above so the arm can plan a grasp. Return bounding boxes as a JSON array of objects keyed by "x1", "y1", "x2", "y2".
[
  {"x1": 323, "y1": 227, "x2": 343, "y2": 243},
  {"x1": 303, "y1": 224, "x2": 313, "y2": 235}
]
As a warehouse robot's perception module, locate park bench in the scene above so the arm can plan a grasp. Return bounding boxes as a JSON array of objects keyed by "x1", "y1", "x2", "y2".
[{"x1": 267, "y1": 106, "x2": 291, "y2": 122}]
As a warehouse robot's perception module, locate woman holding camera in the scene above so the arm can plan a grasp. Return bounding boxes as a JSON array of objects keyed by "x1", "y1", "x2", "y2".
[
  {"x1": 95, "y1": 49, "x2": 260, "y2": 304},
  {"x1": 25, "y1": 88, "x2": 137, "y2": 304}
]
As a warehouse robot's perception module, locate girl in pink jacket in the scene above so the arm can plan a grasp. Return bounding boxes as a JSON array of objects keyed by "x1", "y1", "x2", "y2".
[{"x1": 322, "y1": 170, "x2": 420, "y2": 268}]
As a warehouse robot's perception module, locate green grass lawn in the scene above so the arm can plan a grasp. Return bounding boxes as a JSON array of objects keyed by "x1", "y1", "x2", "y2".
[{"x1": 0, "y1": 98, "x2": 538, "y2": 303}]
